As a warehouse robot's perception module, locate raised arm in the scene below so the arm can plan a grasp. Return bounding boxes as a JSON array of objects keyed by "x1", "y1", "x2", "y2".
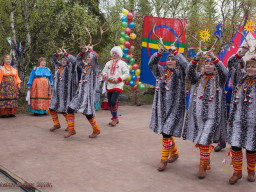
[
  {"x1": 186, "y1": 50, "x2": 203, "y2": 84},
  {"x1": 148, "y1": 52, "x2": 164, "y2": 79},
  {"x1": 89, "y1": 50, "x2": 101, "y2": 74},
  {"x1": 51, "y1": 53, "x2": 61, "y2": 69}
]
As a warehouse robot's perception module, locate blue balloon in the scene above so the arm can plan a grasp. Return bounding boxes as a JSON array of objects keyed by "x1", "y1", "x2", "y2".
[
  {"x1": 123, "y1": 47, "x2": 129, "y2": 53},
  {"x1": 128, "y1": 22, "x2": 135, "y2": 28},
  {"x1": 130, "y1": 69, "x2": 135, "y2": 75},
  {"x1": 129, "y1": 80, "x2": 135, "y2": 87},
  {"x1": 132, "y1": 75, "x2": 137, "y2": 80},
  {"x1": 121, "y1": 16, "x2": 128, "y2": 22},
  {"x1": 123, "y1": 53, "x2": 127, "y2": 58}
]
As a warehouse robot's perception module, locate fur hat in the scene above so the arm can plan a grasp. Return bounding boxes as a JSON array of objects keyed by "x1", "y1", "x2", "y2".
[{"x1": 110, "y1": 46, "x2": 123, "y2": 58}]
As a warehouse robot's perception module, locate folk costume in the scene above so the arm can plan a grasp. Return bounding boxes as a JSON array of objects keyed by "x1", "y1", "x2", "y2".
[
  {"x1": 148, "y1": 49, "x2": 188, "y2": 171},
  {"x1": 49, "y1": 52, "x2": 79, "y2": 132},
  {"x1": 227, "y1": 52, "x2": 256, "y2": 184},
  {"x1": 183, "y1": 56, "x2": 228, "y2": 178},
  {"x1": 0, "y1": 54, "x2": 21, "y2": 117},
  {"x1": 27, "y1": 59, "x2": 53, "y2": 114},
  {"x1": 102, "y1": 46, "x2": 129, "y2": 126},
  {"x1": 65, "y1": 50, "x2": 101, "y2": 138}
]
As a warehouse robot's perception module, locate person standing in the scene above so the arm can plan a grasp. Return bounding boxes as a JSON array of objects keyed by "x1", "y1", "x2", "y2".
[
  {"x1": 0, "y1": 54, "x2": 21, "y2": 118},
  {"x1": 27, "y1": 57, "x2": 53, "y2": 115},
  {"x1": 183, "y1": 49, "x2": 228, "y2": 179},
  {"x1": 102, "y1": 46, "x2": 129, "y2": 126}
]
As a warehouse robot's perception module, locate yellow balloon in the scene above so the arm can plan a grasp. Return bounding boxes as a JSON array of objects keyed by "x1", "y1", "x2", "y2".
[
  {"x1": 135, "y1": 69, "x2": 141, "y2": 76},
  {"x1": 138, "y1": 82, "x2": 142, "y2": 84},
  {"x1": 127, "y1": 75, "x2": 131, "y2": 81},
  {"x1": 130, "y1": 33, "x2": 136, "y2": 40},
  {"x1": 135, "y1": 81, "x2": 139, "y2": 85},
  {"x1": 128, "y1": 65, "x2": 132, "y2": 71},
  {"x1": 120, "y1": 45, "x2": 125, "y2": 50},
  {"x1": 122, "y1": 9, "x2": 128, "y2": 16}
]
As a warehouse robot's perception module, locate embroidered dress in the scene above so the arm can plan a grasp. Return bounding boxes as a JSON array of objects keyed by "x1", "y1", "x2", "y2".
[
  {"x1": 68, "y1": 51, "x2": 101, "y2": 116},
  {"x1": 183, "y1": 58, "x2": 228, "y2": 145},
  {"x1": 27, "y1": 67, "x2": 53, "y2": 114},
  {"x1": 228, "y1": 54, "x2": 256, "y2": 151},
  {"x1": 0, "y1": 65, "x2": 21, "y2": 116},
  {"x1": 149, "y1": 52, "x2": 188, "y2": 136}
]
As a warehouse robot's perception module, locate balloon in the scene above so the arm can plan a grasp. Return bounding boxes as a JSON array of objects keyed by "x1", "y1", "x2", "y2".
[
  {"x1": 120, "y1": 37, "x2": 125, "y2": 44},
  {"x1": 125, "y1": 54, "x2": 131, "y2": 60},
  {"x1": 127, "y1": 75, "x2": 131, "y2": 81},
  {"x1": 129, "y1": 58, "x2": 135, "y2": 64},
  {"x1": 122, "y1": 9, "x2": 128, "y2": 16},
  {"x1": 122, "y1": 53, "x2": 127, "y2": 58},
  {"x1": 125, "y1": 28, "x2": 132, "y2": 35},
  {"x1": 130, "y1": 69, "x2": 135, "y2": 75},
  {"x1": 131, "y1": 84, "x2": 138, "y2": 90},
  {"x1": 124, "y1": 34, "x2": 130, "y2": 41},
  {"x1": 123, "y1": 47, "x2": 129, "y2": 53},
  {"x1": 121, "y1": 16, "x2": 128, "y2": 22},
  {"x1": 124, "y1": 41, "x2": 131, "y2": 48},
  {"x1": 136, "y1": 75, "x2": 140, "y2": 81},
  {"x1": 121, "y1": 22, "x2": 128, "y2": 28},
  {"x1": 127, "y1": 12, "x2": 133, "y2": 19},
  {"x1": 128, "y1": 65, "x2": 132, "y2": 71},
  {"x1": 125, "y1": 80, "x2": 130, "y2": 85},
  {"x1": 120, "y1": 44, "x2": 125, "y2": 50},
  {"x1": 135, "y1": 81, "x2": 139, "y2": 85},
  {"x1": 132, "y1": 64, "x2": 139, "y2": 70},
  {"x1": 120, "y1": 31, "x2": 126, "y2": 37},
  {"x1": 130, "y1": 45, "x2": 135, "y2": 51},
  {"x1": 128, "y1": 22, "x2": 135, "y2": 28},
  {"x1": 130, "y1": 33, "x2": 136, "y2": 40},
  {"x1": 131, "y1": 75, "x2": 137, "y2": 81},
  {"x1": 135, "y1": 69, "x2": 141, "y2": 75},
  {"x1": 138, "y1": 83, "x2": 145, "y2": 90},
  {"x1": 129, "y1": 80, "x2": 135, "y2": 87}
]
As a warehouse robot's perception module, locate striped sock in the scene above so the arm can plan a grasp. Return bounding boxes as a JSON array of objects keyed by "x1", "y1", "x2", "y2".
[
  {"x1": 231, "y1": 149, "x2": 243, "y2": 173},
  {"x1": 66, "y1": 113, "x2": 75, "y2": 131},
  {"x1": 49, "y1": 110, "x2": 60, "y2": 126},
  {"x1": 246, "y1": 152, "x2": 256, "y2": 173},
  {"x1": 88, "y1": 117, "x2": 100, "y2": 132},
  {"x1": 170, "y1": 137, "x2": 178, "y2": 156},
  {"x1": 199, "y1": 145, "x2": 211, "y2": 169},
  {"x1": 111, "y1": 104, "x2": 118, "y2": 120},
  {"x1": 161, "y1": 138, "x2": 172, "y2": 161}
]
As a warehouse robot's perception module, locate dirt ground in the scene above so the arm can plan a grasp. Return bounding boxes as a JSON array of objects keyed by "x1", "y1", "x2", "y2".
[{"x1": 0, "y1": 105, "x2": 255, "y2": 192}]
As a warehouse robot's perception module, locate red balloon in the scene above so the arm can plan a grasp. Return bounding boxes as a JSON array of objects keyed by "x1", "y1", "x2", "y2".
[
  {"x1": 125, "y1": 80, "x2": 130, "y2": 85},
  {"x1": 127, "y1": 12, "x2": 133, "y2": 19},
  {"x1": 125, "y1": 27, "x2": 132, "y2": 35},
  {"x1": 124, "y1": 41, "x2": 131, "y2": 48},
  {"x1": 127, "y1": 51, "x2": 132, "y2": 55},
  {"x1": 131, "y1": 84, "x2": 138, "y2": 90},
  {"x1": 132, "y1": 64, "x2": 139, "y2": 70},
  {"x1": 136, "y1": 75, "x2": 140, "y2": 81}
]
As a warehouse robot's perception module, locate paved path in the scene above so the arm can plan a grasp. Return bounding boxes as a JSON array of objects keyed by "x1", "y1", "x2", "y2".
[{"x1": 0, "y1": 105, "x2": 255, "y2": 192}]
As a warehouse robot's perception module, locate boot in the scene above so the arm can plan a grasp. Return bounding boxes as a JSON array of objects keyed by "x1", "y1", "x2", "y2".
[
  {"x1": 89, "y1": 130, "x2": 101, "y2": 138},
  {"x1": 158, "y1": 159, "x2": 168, "y2": 171},
  {"x1": 109, "y1": 119, "x2": 119, "y2": 127},
  {"x1": 50, "y1": 124, "x2": 61, "y2": 132},
  {"x1": 64, "y1": 130, "x2": 76, "y2": 138},
  {"x1": 198, "y1": 165, "x2": 206, "y2": 179},
  {"x1": 214, "y1": 142, "x2": 226, "y2": 152},
  {"x1": 248, "y1": 172, "x2": 255, "y2": 182},
  {"x1": 229, "y1": 172, "x2": 242, "y2": 184},
  {"x1": 168, "y1": 154, "x2": 179, "y2": 163}
]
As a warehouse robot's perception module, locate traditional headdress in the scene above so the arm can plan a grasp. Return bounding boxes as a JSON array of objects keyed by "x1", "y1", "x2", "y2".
[{"x1": 110, "y1": 46, "x2": 123, "y2": 58}]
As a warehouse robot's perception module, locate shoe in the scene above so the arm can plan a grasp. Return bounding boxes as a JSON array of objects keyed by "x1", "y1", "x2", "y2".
[
  {"x1": 229, "y1": 172, "x2": 242, "y2": 184},
  {"x1": 168, "y1": 154, "x2": 179, "y2": 163},
  {"x1": 64, "y1": 130, "x2": 76, "y2": 138},
  {"x1": 7, "y1": 114, "x2": 15, "y2": 118},
  {"x1": 157, "y1": 159, "x2": 168, "y2": 171},
  {"x1": 89, "y1": 131, "x2": 100, "y2": 138},
  {"x1": 248, "y1": 172, "x2": 255, "y2": 182},
  {"x1": 109, "y1": 119, "x2": 119, "y2": 127},
  {"x1": 198, "y1": 166, "x2": 206, "y2": 179},
  {"x1": 50, "y1": 125, "x2": 61, "y2": 132},
  {"x1": 214, "y1": 143, "x2": 226, "y2": 152},
  {"x1": 0, "y1": 115, "x2": 7, "y2": 118}
]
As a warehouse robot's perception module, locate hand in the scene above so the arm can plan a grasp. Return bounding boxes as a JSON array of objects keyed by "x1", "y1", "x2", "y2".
[
  {"x1": 57, "y1": 48, "x2": 63, "y2": 55},
  {"x1": 205, "y1": 50, "x2": 215, "y2": 58},
  {"x1": 158, "y1": 45, "x2": 166, "y2": 54},
  {"x1": 168, "y1": 44, "x2": 176, "y2": 53},
  {"x1": 82, "y1": 45, "x2": 89, "y2": 53},
  {"x1": 28, "y1": 87, "x2": 31, "y2": 91},
  {"x1": 62, "y1": 49, "x2": 67, "y2": 54},
  {"x1": 195, "y1": 50, "x2": 203, "y2": 60}
]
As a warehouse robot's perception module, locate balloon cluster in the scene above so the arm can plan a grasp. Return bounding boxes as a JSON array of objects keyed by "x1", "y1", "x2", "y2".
[{"x1": 120, "y1": 9, "x2": 145, "y2": 91}]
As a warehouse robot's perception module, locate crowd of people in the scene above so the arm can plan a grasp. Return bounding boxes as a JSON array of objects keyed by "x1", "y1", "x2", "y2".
[{"x1": 0, "y1": 42, "x2": 255, "y2": 185}]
